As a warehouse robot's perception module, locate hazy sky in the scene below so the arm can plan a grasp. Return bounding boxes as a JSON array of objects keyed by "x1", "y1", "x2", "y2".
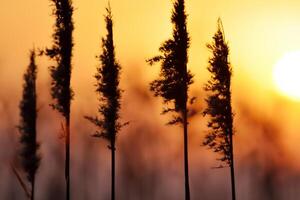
[{"x1": 1, "y1": 0, "x2": 300, "y2": 107}]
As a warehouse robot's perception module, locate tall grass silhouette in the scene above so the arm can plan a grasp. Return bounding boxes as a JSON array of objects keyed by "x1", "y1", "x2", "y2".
[
  {"x1": 18, "y1": 50, "x2": 40, "y2": 200},
  {"x1": 85, "y1": 5, "x2": 127, "y2": 200},
  {"x1": 147, "y1": 0, "x2": 193, "y2": 199},
  {"x1": 45, "y1": 0, "x2": 74, "y2": 199},
  {"x1": 203, "y1": 19, "x2": 236, "y2": 200}
]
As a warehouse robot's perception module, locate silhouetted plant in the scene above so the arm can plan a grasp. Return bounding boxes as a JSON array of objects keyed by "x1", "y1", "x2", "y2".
[
  {"x1": 147, "y1": 0, "x2": 193, "y2": 199},
  {"x1": 85, "y1": 5, "x2": 126, "y2": 200},
  {"x1": 45, "y1": 0, "x2": 74, "y2": 199},
  {"x1": 18, "y1": 50, "x2": 40, "y2": 200},
  {"x1": 203, "y1": 19, "x2": 236, "y2": 200}
]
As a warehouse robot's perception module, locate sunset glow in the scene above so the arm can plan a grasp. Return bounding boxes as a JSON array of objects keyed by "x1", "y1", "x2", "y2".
[
  {"x1": 273, "y1": 51, "x2": 300, "y2": 100},
  {"x1": 1, "y1": 0, "x2": 300, "y2": 199}
]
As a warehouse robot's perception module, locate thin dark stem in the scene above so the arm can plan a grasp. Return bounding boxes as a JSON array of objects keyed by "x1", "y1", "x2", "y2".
[
  {"x1": 11, "y1": 164, "x2": 31, "y2": 199},
  {"x1": 229, "y1": 131, "x2": 236, "y2": 200},
  {"x1": 31, "y1": 177, "x2": 35, "y2": 200},
  {"x1": 183, "y1": 108, "x2": 190, "y2": 200},
  {"x1": 65, "y1": 117, "x2": 70, "y2": 200},
  {"x1": 111, "y1": 139, "x2": 116, "y2": 200}
]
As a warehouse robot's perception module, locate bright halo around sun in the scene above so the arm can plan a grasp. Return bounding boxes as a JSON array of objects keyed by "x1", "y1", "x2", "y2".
[{"x1": 273, "y1": 51, "x2": 300, "y2": 101}]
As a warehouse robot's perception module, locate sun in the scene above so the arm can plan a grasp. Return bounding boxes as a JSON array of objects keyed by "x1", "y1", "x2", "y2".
[{"x1": 273, "y1": 51, "x2": 300, "y2": 101}]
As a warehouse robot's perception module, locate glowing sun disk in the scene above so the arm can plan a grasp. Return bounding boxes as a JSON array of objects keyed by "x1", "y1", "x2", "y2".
[{"x1": 273, "y1": 51, "x2": 300, "y2": 101}]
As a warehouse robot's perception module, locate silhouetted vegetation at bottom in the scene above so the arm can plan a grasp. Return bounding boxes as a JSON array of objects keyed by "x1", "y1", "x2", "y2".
[
  {"x1": 203, "y1": 19, "x2": 236, "y2": 200},
  {"x1": 18, "y1": 50, "x2": 40, "y2": 200}
]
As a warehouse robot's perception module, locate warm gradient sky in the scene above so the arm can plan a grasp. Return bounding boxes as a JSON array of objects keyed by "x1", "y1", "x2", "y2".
[
  {"x1": 0, "y1": 0, "x2": 300, "y2": 156},
  {"x1": 1, "y1": 1, "x2": 300, "y2": 199},
  {"x1": 1, "y1": 0, "x2": 299, "y2": 135},
  {"x1": 2, "y1": 0, "x2": 300, "y2": 96}
]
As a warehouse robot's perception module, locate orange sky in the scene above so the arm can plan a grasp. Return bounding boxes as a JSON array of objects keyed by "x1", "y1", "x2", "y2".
[
  {"x1": 1, "y1": 0, "x2": 300, "y2": 151},
  {"x1": 1, "y1": 0, "x2": 300, "y2": 96}
]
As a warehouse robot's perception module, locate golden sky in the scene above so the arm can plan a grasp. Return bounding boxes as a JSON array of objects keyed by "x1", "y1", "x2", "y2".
[
  {"x1": 1, "y1": 0, "x2": 300, "y2": 142},
  {"x1": 1, "y1": 0, "x2": 300, "y2": 98},
  {"x1": 1, "y1": 0, "x2": 300, "y2": 127}
]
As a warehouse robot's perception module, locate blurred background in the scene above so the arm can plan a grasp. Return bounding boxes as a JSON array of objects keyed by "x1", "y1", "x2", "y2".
[{"x1": 1, "y1": 0, "x2": 300, "y2": 199}]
